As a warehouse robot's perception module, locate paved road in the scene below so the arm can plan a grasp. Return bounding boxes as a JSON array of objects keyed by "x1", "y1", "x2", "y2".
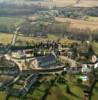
[
  {"x1": 59, "y1": 56, "x2": 77, "y2": 67},
  {"x1": 5, "y1": 54, "x2": 65, "y2": 72},
  {"x1": 21, "y1": 66, "x2": 65, "y2": 76},
  {"x1": 1, "y1": 55, "x2": 22, "y2": 87},
  {"x1": 11, "y1": 27, "x2": 20, "y2": 46}
]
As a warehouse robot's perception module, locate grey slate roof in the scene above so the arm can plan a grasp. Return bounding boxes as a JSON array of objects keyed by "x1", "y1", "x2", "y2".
[
  {"x1": 36, "y1": 55, "x2": 56, "y2": 62},
  {"x1": 36, "y1": 55, "x2": 57, "y2": 68}
]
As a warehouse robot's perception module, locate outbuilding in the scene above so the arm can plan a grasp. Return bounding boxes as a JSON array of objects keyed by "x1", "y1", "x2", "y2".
[{"x1": 30, "y1": 54, "x2": 57, "y2": 69}]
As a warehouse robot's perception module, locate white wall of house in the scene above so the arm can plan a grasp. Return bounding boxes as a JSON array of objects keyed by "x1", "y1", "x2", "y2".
[
  {"x1": 82, "y1": 64, "x2": 90, "y2": 73},
  {"x1": 94, "y1": 63, "x2": 98, "y2": 69}
]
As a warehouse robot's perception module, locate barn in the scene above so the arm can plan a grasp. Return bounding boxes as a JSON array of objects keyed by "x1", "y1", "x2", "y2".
[{"x1": 30, "y1": 54, "x2": 57, "y2": 69}]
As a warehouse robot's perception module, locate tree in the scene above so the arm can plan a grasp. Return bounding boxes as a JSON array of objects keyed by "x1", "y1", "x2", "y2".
[
  {"x1": 77, "y1": 78, "x2": 83, "y2": 85},
  {"x1": 66, "y1": 84, "x2": 71, "y2": 94}
]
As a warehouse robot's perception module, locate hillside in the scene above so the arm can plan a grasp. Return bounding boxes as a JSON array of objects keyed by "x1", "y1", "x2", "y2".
[
  {"x1": 1, "y1": 0, "x2": 98, "y2": 7},
  {"x1": 55, "y1": 17, "x2": 98, "y2": 30},
  {"x1": 74, "y1": 0, "x2": 98, "y2": 7}
]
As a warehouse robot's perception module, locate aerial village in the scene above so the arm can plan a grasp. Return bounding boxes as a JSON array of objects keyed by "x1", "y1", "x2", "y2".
[
  {"x1": 0, "y1": 0, "x2": 98, "y2": 100},
  {"x1": 0, "y1": 30, "x2": 98, "y2": 100}
]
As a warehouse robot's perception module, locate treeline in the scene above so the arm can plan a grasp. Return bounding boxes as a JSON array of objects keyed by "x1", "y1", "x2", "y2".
[
  {"x1": 66, "y1": 28, "x2": 98, "y2": 41},
  {"x1": 1, "y1": 20, "x2": 98, "y2": 41},
  {"x1": 18, "y1": 21, "x2": 70, "y2": 36},
  {"x1": 0, "y1": 3, "x2": 48, "y2": 16},
  {"x1": 19, "y1": 21, "x2": 98, "y2": 41},
  {"x1": 57, "y1": 7, "x2": 98, "y2": 18}
]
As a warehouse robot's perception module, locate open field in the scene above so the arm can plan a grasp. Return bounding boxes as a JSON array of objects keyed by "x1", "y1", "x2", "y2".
[
  {"x1": 0, "y1": 17, "x2": 25, "y2": 26},
  {"x1": 93, "y1": 42, "x2": 98, "y2": 54},
  {"x1": 33, "y1": 0, "x2": 98, "y2": 7},
  {"x1": 1, "y1": 0, "x2": 98, "y2": 7},
  {"x1": 92, "y1": 83, "x2": 98, "y2": 100},
  {"x1": 28, "y1": 15, "x2": 98, "y2": 31},
  {"x1": 0, "y1": 75, "x2": 83, "y2": 100},
  {"x1": 0, "y1": 0, "x2": 77, "y2": 8},
  {"x1": 40, "y1": 0, "x2": 77, "y2": 7},
  {"x1": 55, "y1": 17, "x2": 98, "y2": 30},
  {"x1": 51, "y1": 0, "x2": 98, "y2": 7},
  {"x1": 0, "y1": 33, "x2": 77, "y2": 45},
  {"x1": 0, "y1": 33, "x2": 13, "y2": 44},
  {"x1": 32, "y1": 0, "x2": 98, "y2": 7},
  {"x1": 0, "y1": 74, "x2": 97, "y2": 100},
  {"x1": 46, "y1": 82, "x2": 84, "y2": 100},
  {"x1": 86, "y1": 16, "x2": 98, "y2": 22},
  {"x1": 0, "y1": 32, "x2": 96, "y2": 53},
  {"x1": 1, "y1": 16, "x2": 98, "y2": 32},
  {"x1": 0, "y1": 33, "x2": 58, "y2": 44},
  {"x1": 0, "y1": 91, "x2": 7, "y2": 100},
  {"x1": 74, "y1": 0, "x2": 98, "y2": 7}
]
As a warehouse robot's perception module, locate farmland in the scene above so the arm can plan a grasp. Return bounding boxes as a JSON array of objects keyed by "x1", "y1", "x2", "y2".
[
  {"x1": 74, "y1": 0, "x2": 98, "y2": 7},
  {"x1": 0, "y1": 74, "x2": 98, "y2": 100},
  {"x1": 0, "y1": 17, "x2": 25, "y2": 26},
  {"x1": 47, "y1": 0, "x2": 98, "y2": 7},
  {"x1": 1, "y1": 16, "x2": 98, "y2": 33},
  {"x1": 1, "y1": 32, "x2": 98, "y2": 55},
  {"x1": 0, "y1": 75, "x2": 85, "y2": 100},
  {"x1": 1, "y1": 0, "x2": 98, "y2": 8},
  {"x1": 0, "y1": 0, "x2": 98, "y2": 100},
  {"x1": 55, "y1": 17, "x2": 98, "y2": 30},
  {"x1": 0, "y1": 33, "x2": 13, "y2": 44},
  {"x1": 33, "y1": 0, "x2": 98, "y2": 8},
  {"x1": 38, "y1": 0, "x2": 77, "y2": 7},
  {"x1": 0, "y1": 33, "x2": 77, "y2": 45}
]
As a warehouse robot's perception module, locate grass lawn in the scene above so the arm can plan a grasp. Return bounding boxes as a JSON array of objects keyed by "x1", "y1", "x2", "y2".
[
  {"x1": 87, "y1": 16, "x2": 98, "y2": 22},
  {"x1": 47, "y1": 81, "x2": 84, "y2": 100},
  {"x1": 0, "y1": 91, "x2": 8, "y2": 100},
  {"x1": 29, "y1": 89, "x2": 44, "y2": 100},
  {"x1": 93, "y1": 42, "x2": 98, "y2": 54},
  {"x1": 46, "y1": 74, "x2": 84, "y2": 100},
  {"x1": 0, "y1": 33, "x2": 13, "y2": 44},
  {"x1": 92, "y1": 83, "x2": 98, "y2": 100},
  {"x1": 0, "y1": 75, "x2": 98, "y2": 100}
]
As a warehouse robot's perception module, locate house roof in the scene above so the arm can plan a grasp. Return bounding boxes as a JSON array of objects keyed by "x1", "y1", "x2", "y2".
[
  {"x1": 36, "y1": 54, "x2": 56, "y2": 63},
  {"x1": 11, "y1": 46, "x2": 34, "y2": 51}
]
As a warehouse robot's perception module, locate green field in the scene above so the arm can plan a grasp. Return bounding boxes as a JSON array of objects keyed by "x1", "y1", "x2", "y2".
[
  {"x1": 0, "y1": 32, "x2": 78, "y2": 45},
  {"x1": 0, "y1": 74, "x2": 97, "y2": 100},
  {"x1": 0, "y1": 91, "x2": 7, "y2": 100},
  {"x1": 0, "y1": 17, "x2": 25, "y2": 26},
  {"x1": 92, "y1": 83, "x2": 98, "y2": 100},
  {"x1": 93, "y1": 42, "x2": 98, "y2": 54}
]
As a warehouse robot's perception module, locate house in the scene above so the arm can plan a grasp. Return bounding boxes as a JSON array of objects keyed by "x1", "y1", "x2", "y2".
[
  {"x1": 34, "y1": 32, "x2": 47, "y2": 37},
  {"x1": 12, "y1": 49, "x2": 34, "y2": 58},
  {"x1": 81, "y1": 64, "x2": 91, "y2": 74},
  {"x1": 66, "y1": 67, "x2": 81, "y2": 74},
  {"x1": 94, "y1": 63, "x2": 98, "y2": 69},
  {"x1": 81, "y1": 55, "x2": 98, "y2": 70},
  {"x1": 77, "y1": 43, "x2": 95, "y2": 60},
  {"x1": 58, "y1": 47, "x2": 71, "y2": 56},
  {"x1": 29, "y1": 54, "x2": 57, "y2": 69},
  {"x1": 79, "y1": 75, "x2": 88, "y2": 81}
]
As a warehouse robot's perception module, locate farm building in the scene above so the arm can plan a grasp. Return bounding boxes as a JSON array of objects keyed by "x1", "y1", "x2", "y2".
[
  {"x1": 29, "y1": 54, "x2": 58, "y2": 69},
  {"x1": 34, "y1": 32, "x2": 47, "y2": 37},
  {"x1": 11, "y1": 49, "x2": 34, "y2": 58}
]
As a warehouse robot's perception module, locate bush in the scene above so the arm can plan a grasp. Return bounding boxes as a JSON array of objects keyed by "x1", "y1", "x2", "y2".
[
  {"x1": 66, "y1": 84, "x2": 71, "y2": 94},
  {"x1": 77, "y1": 78, "x2": 83, "y2": 85}
]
